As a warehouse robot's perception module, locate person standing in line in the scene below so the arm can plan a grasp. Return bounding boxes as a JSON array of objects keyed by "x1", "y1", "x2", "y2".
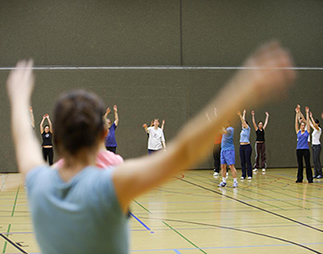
[
  {"x1": 104, "y1": 105, "x2": 119, "y2": 154},
  {"x1": 295, "y1": 106, "x2": 313, "y2": 183},
  {"x1": 143, "y1": 118, "x2": 166, "y2": 155},
  {"x1": 238, "y1": 110, "x2": 253, "y2": 180},
  {"x1": 40, "y1": 114, "x2": 54, "y2": 165},
  {"x1": 251, "y1": 110, "x2": 269, "y2": 172},
  {"x1": 309, "y1": 111, "x2": 322, "y2": 179},
  {"x1": 218, "y1": 121, "x2": 238, "y2": 188}
]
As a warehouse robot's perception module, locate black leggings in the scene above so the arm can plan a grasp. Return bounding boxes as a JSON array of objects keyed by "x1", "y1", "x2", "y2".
[
  {"x1": 240, "y1": 144, "x2": 252, "y2": 178},
  {"x1": 296, "y1": 149, "x2": 313, "y2": 182},
  {"x1": 213, "y1": 144, "x2": 221, "y2": 173},
  {"x1": 42, "y1": 147, "x2": 54, "y2": 166}
]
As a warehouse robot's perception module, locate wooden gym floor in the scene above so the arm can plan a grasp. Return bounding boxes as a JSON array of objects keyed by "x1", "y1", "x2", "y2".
[{"x1": 0, "y1": 168, "x2": 322, "y2": 254}]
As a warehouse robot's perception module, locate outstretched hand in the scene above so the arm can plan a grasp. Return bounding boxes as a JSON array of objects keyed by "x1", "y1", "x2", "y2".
[
  {"x1": 305, "y1": 106, "x2": 309, "y2": 113},
  {"x1": 113, "y1": 105, "x2": 117, "y2": 112},
  {"x1": 238, "y1": 41, "x2": 296, "y2": 104},
  {"x1": 143, "y1": 124, "x2": 147, "y2": 128},
  {"x1": 7, "y1": 60, "x2": 34, "y2": 104},
  {"x1": 162, "y1": 119, "x2": 165, "y2": 125},
  {"x1": 106, "y1": 108, "x2": 111, "y2": 115},
  {"x1": 265, "y1": 112, "x2": 269, "y2": 116},
  {"x1": 251, "y1": 110, "x2": 255, "y2": 116}
]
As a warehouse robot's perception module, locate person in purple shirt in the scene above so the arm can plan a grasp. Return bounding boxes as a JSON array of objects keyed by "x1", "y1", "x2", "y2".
[
  {"x1": 104, "y1": 105, "x2": 119, "y2": 154},
  {"x1": 295, "y1": 105, "x2": 313, "y2": 183}
]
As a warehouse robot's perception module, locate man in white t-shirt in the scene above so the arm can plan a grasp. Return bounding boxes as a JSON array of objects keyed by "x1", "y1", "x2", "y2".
[{"x1": 143, "y1": 119, "x2": 166, "y2": 155}]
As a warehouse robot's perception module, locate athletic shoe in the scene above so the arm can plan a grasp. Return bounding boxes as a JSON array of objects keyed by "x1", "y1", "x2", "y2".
[
  {"x1": 213, "y1": 172, "x2": 219, "y2": 176},
  {"x1": 218, "y1": 181, "x2": 227, "y2": 187},
  {"x1": 295, "y1": 180, "x2": 302, "y2": 183},
  {"x1": 240, "y1": 177, "x2": 245, "y2": 180},
  {"x1": 248, "y1": 176, "x2": 252, "y2": 180},
  {"x1": 253, "y1": 168, "x2": 258, "y2": 172},
  {"x1": 233, "y1": 182, "x2": 238, "y2": 188},
  {"x1": 226, "y1": 172, "x2": 229, "y2": 177},
  {"x1": 317, "y1": 175, "x2": 322, "y2": 179},
  {"x1": 262, "y1": 168, "x2": 266, "y2": 172},
  {"x1": 313, "y1": 175, "x2": 317, "y2": 179}
]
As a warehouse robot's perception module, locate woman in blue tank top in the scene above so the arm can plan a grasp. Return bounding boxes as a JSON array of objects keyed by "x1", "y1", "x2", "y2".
[
  {"x1": 238, "y1": 110, "x2": 252, "y2": 180},
  {"x1": 295, "y1": 106, "x2": 313, "y2": 183}
]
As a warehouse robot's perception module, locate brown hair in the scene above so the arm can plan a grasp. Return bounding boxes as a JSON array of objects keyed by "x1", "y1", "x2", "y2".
[{"x1": 53, "y1": 90, "x2": 105, "y2": 155}]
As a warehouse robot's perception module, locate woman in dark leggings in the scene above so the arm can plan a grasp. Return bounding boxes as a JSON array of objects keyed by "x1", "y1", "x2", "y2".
[
  {"x1": 238, "y1": 110, "x2": 252, "y2": 180},
  {"x1": 40, "y1": 114, "x2": 54, "y2": 165},
  {"x1": 295, "y1": 106, "x2": 313, "y2": 183}
]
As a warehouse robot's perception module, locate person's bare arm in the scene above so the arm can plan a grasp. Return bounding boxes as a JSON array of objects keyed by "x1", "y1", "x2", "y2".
[
  {"x1": 295, "y1": 110, "x2": 299, "y2": 134},
  {"x1": 113, "y1": 42, "x2": 296, "y2": 212},
  {"x1": 161, "y1": 119, "x2": 165, "y2": 131},
  {"x1": 40, "y1": 115, "x2": 45, "y2": 134},
  {"x1": 251, "y1": 110, "x2": 257, "y2": 130},
  {"x1": 143, "y1": 124, "x2": 149, "y2": 133},
  {"x1": 310, "y1": 112, "x2": 319, "y2": 131},
  {"x1": 113, "y1": 105, "x2": 119, "y2": 126},
  {"x1": 104, "y1": 107, "x2": 111, "y2": 119},
  {"x1": 238, "y1": 111, "x2": 248, "y2": 128},
  {"x1": 263, "y1": 112, "x2": 269, "y2": 129},
  {"x1": 29, "y1": 106, "x2": 35, "y2": 128},
  {"x1": 47, "y1": 115, "x2": 53, "y2": 133},
  {"x1": 305, "y1": 106, "x2": 310, "y2": 133},
  {"x1": 242, "y1": 109, "x2": 246, "y2": 120},
  {"x1": 7, "y1": 60, "x2": 45, "y2": 178}
]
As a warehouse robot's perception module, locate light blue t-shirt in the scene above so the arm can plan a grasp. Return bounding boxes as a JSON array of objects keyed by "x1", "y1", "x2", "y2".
[
  {"x1": 240, "y1": 126, "x2": 251, "y2": 143},
  {"x1": 26, "y1": 166, "x2": 129, "y2": 254},
  {"x1": 221, "y1": 127, "x2": 235, "y2": 151}
]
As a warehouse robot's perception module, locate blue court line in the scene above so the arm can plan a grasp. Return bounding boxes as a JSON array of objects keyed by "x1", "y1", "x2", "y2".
[
  {"x1": 173, "y1": 249, "x2": 181, "y2": 254},
  {"x1": 130, "y1": 212, "x2": 154, "y2": 233},
  {"x1": 131, "y1": 242, "x2": 323, "y2": 252}
]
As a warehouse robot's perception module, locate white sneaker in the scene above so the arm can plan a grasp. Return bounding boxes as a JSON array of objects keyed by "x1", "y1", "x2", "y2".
[
  {"x1": 253, "y1": 168, "x2": 258, "y2": 172},
  {"x1": 262, "y1": 168, "x2": 266, "y2": 172},
  {"x1": 248, "y1": 176, "x2": 252, "y2": 180},
  {"x1": 226, "y1": 172, "x2": 229, "y2": 177},
  {"x1": 213, "y1": 172, "x2": 219, "y2": 177},
  {"x1": 240, "y1": 177, "x2": 245, "y2": 180},
  {"x1": 233, "y1": 182, "x2": 238, "y2": 188}
]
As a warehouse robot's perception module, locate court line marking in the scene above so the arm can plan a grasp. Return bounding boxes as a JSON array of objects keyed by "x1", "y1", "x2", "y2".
[
  {"x1": 1, "y1": 66, "x2": 323, "y2": 71},
  {"x1": 162, "y1": 221, "x2": 207, "y2": 254},
  {"x1": 130, "y1": 212, "x2": 154, "y2": 233},
  {"x1": 0, "y1": 230, "x2": 27, "y2": 254},
  {"x1": 2, "y1": 224, "x2": 10, "y2": 253},
  {"x1": 11, "y1": 186, "x2": 20, "y2": 217},
  {"x1": 180, "y1": 177, "x2": 323, "y2": 234},
  {"x1": 141, "y1": 217, "x2": 322, "y2": 254}
]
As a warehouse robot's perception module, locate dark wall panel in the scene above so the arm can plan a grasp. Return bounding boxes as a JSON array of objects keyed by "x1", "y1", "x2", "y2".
[
  {"x1": 0, "y1": 1, "x2": 180, "y2": 66},
  {"x1": 1, "y1": 69, "x2": 322, "y2": 172},
  {"x1": 182, "y1": 0, "x2": 323, "y2": 66}
]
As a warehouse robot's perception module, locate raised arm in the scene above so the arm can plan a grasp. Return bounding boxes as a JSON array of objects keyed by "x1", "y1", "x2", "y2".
[
  {"x1": 104, "y1": 107, "x2": 111, "y2": 119},
  {"x1": 251, "y1": 110, "x2": 257, "y2": 130},
  {"x1": 242, "y1": 109, "x2": 246, "y2": 120},
  {"x1": 113, "y1": 41, "x2": 296, "y2": 212},
  {"x1": 309, "y1": 112, "x2": 319, "y2": 131},
  {"x1": 263, "y1": 112, "x2": 269, "y2": 129},
  {"x1": 295, "y1": 108, "x2": 299, "y2": 134},
  {"x1": 29, "y1": 106, "x2": 35, "y2": 128},
  {"x1": 40, "y1": 115, "x2": 45, "y2": 134},
  {"x1": 47, "y1": 115, "x2": 53, "y2": 133},
  {"x1": 113, "y1": 105, "x2": 119, "y2": 126},
  {"x1": 7, "y1": 60, "x2": 44, "y2": 178},
  {"x1": 142, "y1": 123, "x2": 149, "y2": 133},
  {"x1": 305, "y1": 106, "x2": 310, "y2": 133},
  {"x1": 161, "y1": 119, "x2": 165, "y2": 131},
  {"x1": 237, "y1": 111, "x2": 248, "y2": 128}
]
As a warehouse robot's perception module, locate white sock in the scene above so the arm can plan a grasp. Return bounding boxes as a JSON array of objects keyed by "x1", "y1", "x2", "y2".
[
  {"x1": 233, "y1": 178, "x2": 238, "y2": 183},
  {"x1": 222, "y1": 177, "x2": 227, "y2": 183}
]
